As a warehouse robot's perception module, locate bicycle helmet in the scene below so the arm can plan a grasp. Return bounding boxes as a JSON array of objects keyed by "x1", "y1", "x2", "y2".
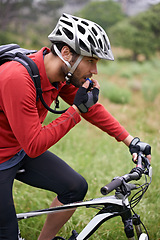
[{"x1": 48, "y1": 13, "x2": 114, "y2": 61}]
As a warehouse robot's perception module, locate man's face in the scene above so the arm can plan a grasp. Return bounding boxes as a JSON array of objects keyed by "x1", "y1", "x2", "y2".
[{"x1": 70, "y1": 56, "x2": 99, "y2": 88}]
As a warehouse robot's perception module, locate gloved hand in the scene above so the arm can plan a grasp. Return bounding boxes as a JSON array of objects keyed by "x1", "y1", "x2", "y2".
[
  {"x1": 73, "y1": 86, "x2": 99, "y2": 113},
  {"x1": 129, "y1": 137, "x2": 151, "y2": 162}
]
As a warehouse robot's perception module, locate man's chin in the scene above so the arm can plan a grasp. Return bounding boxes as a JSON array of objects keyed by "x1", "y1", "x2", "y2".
[{"x1": 70, "y1": 80, "x2": 82, "y2": 88}]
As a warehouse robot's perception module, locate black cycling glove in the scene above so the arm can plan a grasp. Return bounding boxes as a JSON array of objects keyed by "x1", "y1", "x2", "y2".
[
  {"x1": 129, "y1": 137, "x2": 151, "y2": 156},
  {"x1": 73, "y1": 86, "x2": 99, "y2": 113}
]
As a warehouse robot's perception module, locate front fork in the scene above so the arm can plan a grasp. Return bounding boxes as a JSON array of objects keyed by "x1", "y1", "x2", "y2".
[
  {"x1": 121, "y1": 207, "x2": 135, "y2": 240},
  {"x1": 121, "y1": 209, "x2": 145, "y2": 240},
  {"x1": 133, "y1": 214, "x2": 143, "y2": 237}
]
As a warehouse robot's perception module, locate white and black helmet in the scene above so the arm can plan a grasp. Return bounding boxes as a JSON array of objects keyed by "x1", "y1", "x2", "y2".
[{"x1": 48, "y1": 13, "x2": 114, "y2": 61}]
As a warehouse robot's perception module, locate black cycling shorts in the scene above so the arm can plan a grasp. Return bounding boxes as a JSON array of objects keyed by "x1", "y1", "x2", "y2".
[{"x1": 0, "y1": 151, "x2": 88, "y2": 240}]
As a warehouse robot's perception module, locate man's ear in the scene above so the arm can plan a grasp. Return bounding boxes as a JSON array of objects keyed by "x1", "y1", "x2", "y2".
[{"x1": 61, "y1": 46, "x2": 72, "y2": 62}]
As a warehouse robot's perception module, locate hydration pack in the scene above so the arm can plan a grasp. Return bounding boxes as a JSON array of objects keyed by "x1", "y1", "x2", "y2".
[{"x1": 0, "y1": 43, "x2": 67, "y2": 114}]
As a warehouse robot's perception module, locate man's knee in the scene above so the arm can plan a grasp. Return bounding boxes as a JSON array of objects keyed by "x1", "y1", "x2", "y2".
[
  {"x1": 72, "y1": 175, "x2": 88, "y2": 202},
  {"x1": 58, "y1": 175, "x2": 88, "y2": 204}
]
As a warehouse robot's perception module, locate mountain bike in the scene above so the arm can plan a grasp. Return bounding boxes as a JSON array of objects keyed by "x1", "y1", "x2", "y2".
[{"x1": 17, "y1": 152, "x2": 152, "y2": 240}]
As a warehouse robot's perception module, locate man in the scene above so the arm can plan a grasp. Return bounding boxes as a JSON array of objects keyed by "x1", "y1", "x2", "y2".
[{"x1": 0, "y1": 13, "x2": 151, "y2": 240}]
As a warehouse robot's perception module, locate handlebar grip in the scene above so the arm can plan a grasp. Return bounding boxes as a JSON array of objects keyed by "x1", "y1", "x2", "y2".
[{"x1": 101, "y1": 177, "x2": 123, "y2": 195}]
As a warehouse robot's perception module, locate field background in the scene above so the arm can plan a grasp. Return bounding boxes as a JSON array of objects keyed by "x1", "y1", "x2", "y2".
[{"x1": 13, "y1": 50, "x2": 160, "y2": 240}]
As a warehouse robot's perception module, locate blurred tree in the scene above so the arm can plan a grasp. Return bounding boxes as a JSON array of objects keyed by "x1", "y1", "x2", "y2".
[
  {"x1": 131, "y1": 3, "x2": 160, "y2": 52},
  {"x1": 109, "y1": 3, "x2": 160, "y2": 59},
  {"x1": 0, "y1": 0, "x2": 64, "y2": 48},
  {"x1": 36, "y1": 0, "x2": 63, "y2": 16},
  {"x1": 77, "y1": 0, "x2": 125, "y2": 30},
  {"x1": 0, "y1": 0, "x2": 34, "y2": 31}
]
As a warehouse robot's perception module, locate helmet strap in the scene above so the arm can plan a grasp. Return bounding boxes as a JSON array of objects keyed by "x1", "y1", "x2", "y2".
[
  {"x1": 53, "y1": 44, "x2": 71, "y2": 70},
  {"x1": 53, "y1": 44, "x2": 83, "y2": 84},
  {"x1": 65, "y1": 55, "x2": 83, "y2": 84}
]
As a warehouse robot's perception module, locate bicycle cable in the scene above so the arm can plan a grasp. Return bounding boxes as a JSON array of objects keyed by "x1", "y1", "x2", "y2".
[
  {"x1": 129, "y1": 182, "x2": 150, "y2": 209},
  {"x1": 128, "y1": 177, "x2": 151, "y2": 240}
]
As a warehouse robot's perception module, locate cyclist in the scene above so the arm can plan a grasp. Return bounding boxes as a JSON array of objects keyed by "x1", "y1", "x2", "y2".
[{"x1": 0, "y1": 13, "x2": 151, "y2": 240}]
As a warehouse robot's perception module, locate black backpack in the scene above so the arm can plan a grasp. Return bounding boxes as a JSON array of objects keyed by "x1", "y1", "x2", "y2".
[{"x1": 0, "y1": 43, "x2": 67, "y2": 114}]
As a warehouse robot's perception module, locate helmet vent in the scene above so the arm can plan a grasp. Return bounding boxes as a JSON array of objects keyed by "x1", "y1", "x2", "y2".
[
  {"x1": 103, "y1": 35, "x2": 110, "y2": 49},
  {"x1": 73, "y1": 17, "x2": 78, "y2": 22},
  {"x1": 95, "y1": 24, "x2": 103, "y2": 32},
  {"x1": 78, "y1": 24, "x2": 85, "y2": 34},
  {"x1": 79, "y1": 39, "x2": 89, "y2": 53},
  {"x1": 92, "y1": 27, "x2": 98, "y2": 36},
  {"x1": 81, "y1": 20, "x2": 89, "y2": 26},
  {"x1": 56, "y1": 29, "x2": 62, "y2": 36},
  {"x1": 98, "y1": 38, "x2": 103, "y2": 49},
  {"x1": 62, "y1": 13, "x2": 68, "y2": 19},
  {"x1": 95, "y1": 49, "x2": 100, "y2": 53},
  {"x1": 88, "y1": 35, "x2": 96, "y2": 47},
  {"x1": 61, "y1": 19, "x2": 73, "y2": 27},
  {"x1": 62, "y1": 27, "x2": 73, "y2": 40}
]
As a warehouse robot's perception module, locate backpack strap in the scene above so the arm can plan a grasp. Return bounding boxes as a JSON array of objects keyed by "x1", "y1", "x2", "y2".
[
  {"x1": 13, "y1": 52, "x2": 68, "y2": 114},
  {"x1": 14, "y1": 52, "x2": 42, "y2": 101},
  {"x1": 0, "y1": 44, "x2": 68, "y2": 114}
]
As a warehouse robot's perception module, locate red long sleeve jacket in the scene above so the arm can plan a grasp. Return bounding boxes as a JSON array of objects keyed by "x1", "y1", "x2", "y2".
[{"x1": 0, "y1": 47, "x2": 129, "y2": 164}]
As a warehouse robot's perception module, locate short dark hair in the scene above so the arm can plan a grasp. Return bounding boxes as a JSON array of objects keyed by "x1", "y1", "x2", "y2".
[{"x1": 50, "y1": 42, "x2": 77, "y2": 56}]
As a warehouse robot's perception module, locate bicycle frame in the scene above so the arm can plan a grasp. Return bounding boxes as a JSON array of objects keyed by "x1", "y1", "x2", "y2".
[
  {"x1": 17, "y1": 153, "x2": 151, "y2": 240},
  {"x1": 17, "y1": 193, "x2": 145, "y2": 240}
]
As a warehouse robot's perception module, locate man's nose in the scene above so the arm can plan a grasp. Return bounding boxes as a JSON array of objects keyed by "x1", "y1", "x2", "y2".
[{"x1": 91, "y1": 64, "x2": 98, "y2": 75}]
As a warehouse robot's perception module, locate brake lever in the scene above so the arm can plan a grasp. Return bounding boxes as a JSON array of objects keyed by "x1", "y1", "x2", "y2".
[
  {"x1": 142, "y1": 155, "x2": 150, "y2": 168},
  {"x1": 139, "y1": 153, "x2": 152, "y2": 177}
]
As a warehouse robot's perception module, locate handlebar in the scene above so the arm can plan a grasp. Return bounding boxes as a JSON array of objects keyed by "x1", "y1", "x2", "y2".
[
  {"x1": 101, "y1": 177, "x2": 123, "y2": 195},
  {"x1": 101, "y1": 153, "x2": 151, "y2": 195},
  {"x1": 101, "y1": 170, "x2": 141, "y2": 195}
]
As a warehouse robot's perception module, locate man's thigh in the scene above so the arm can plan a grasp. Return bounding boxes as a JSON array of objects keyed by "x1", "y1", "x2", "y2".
[{"x1": 16, "y1": 151, "x2": 87, "y2": 203}]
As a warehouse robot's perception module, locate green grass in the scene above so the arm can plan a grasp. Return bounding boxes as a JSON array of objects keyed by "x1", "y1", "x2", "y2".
[
  {"x1": 98, "y1": 58, "x2": 160, "y2": 103},
  {"x1": 100, "y1": 81, "x2": 131, "y2": 104},
  {"x1": 14, "y1": 58, "x2": 160, "y2": 240}
]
